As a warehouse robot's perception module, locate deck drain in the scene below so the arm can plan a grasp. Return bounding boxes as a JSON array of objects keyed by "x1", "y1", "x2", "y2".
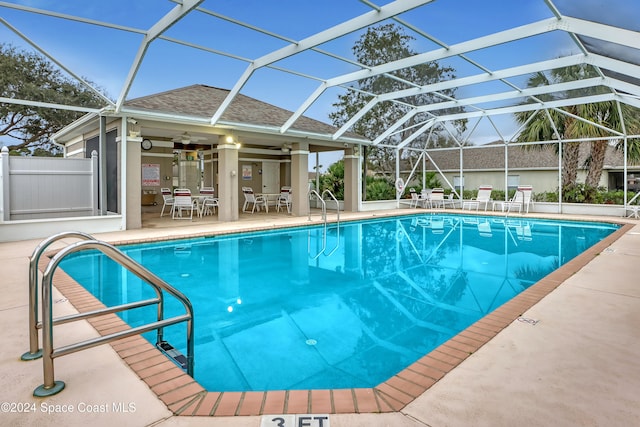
[{"x1": 305, "y1": 339, "x2": 317, "y2": 346}]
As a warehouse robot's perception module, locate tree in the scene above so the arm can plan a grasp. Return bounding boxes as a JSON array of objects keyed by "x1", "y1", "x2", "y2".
[
  {"x1": 329, "y1": 24, "x2": 466, "y2": 175},
  {"x1": 515, "y1": 64, "x2": 640, "y2": 189},
  {"x1": 0, "y1": 43, "x2": 108, "y2": 155},
  {"x1": 571, "y1": 101, "x2": 640, "y2": 187},
  {"x1": 319, "y1": 160, "x2": 345, "y2": 200}
]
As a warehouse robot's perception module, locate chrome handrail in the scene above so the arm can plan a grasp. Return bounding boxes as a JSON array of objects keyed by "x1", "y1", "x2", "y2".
[
  {"x1": 321, "y1": 189, "x2": 340, "y2": 224},
  {"x1": 308, "y1": 224, "x2": 327, "y2": 260},
  {"x1": 307, "y1": 189, "x2": 327, "y2": 259},
  {"x1": 307, "y1": 189, "x2": 341, "y2": 258},
  {"x1": 22, "y1": 231, "x2": 95, "y2": 361},
  {"x1": 33, "y1": 239, "x2": 194, "y2": 397},
  {"x1": 307, "y1": 189, "x2": 326, "y2": 221}
]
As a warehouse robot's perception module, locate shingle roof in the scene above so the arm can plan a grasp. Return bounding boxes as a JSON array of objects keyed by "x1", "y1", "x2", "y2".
[
  {"x1": 426, "y1": 141, "x2": 631, "y2": 171},
  {"x1": 124, "y1": 84, "x2": 362, "y2": 139}
]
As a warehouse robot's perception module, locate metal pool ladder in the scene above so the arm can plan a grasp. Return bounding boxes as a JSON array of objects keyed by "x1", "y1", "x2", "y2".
[
  {"x1": 24, "y1": 232, "x2": 194, "y2": 397},
  {"x1": 307, "y1": 189, "x2": 340, "y2": 224},
  {"x1": 307, "y1": 189, "x2": 341, "y2": 259}
]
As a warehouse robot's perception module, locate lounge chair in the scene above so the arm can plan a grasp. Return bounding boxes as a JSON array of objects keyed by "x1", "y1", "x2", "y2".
[
  {"x1": 625, "y1": 191, "x2": 640, "y2": 218},
  {"x1": 495, "y1": 185, "x2": 533, "y2": 214},
  {"x1": 471, "y1": 185, "x2": 492, "y2": 211}
]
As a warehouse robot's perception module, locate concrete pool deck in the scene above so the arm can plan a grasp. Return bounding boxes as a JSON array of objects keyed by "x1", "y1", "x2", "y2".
[{"x1": 1, "y1": 209, "x2": 639, "y2": 426}]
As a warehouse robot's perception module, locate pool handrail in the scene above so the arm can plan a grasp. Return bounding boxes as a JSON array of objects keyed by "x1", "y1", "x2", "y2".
[
  {"x1": 33, "y1": 239, "x2": 194, "y2": 397},
  {"x1": 321, "y1": 189, "x2": 340, "y2": 224},
  {"x1": 22, "y1": 231, "x2": 96, "y2": 361},
  {"x1": 307, "y1": 189, "x2": 326, "y2": 221},
  {"x1": 307, "y1": 189, "x2": 341, "y2": 258}
]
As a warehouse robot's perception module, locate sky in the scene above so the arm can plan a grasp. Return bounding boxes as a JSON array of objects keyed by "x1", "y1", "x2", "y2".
[{"x1": 1, "y1": 0, "x2": 639, "y2": 170}]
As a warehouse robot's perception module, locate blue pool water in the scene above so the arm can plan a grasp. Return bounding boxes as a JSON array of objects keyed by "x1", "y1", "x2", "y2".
[{"x1": 59, "y1": 214, "x2": 617, "y2": 391}]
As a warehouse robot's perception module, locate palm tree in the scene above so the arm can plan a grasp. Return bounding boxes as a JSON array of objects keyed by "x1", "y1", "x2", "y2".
[
  {"x1": 515, "y1": 65, "x2": 640, "y2": 189},
  {"x1": 571, "y1": 101, "x2": 640, "y2": 187},
  {"x1": 514, "y1": 69, "x2": 582, "y2": 188}
]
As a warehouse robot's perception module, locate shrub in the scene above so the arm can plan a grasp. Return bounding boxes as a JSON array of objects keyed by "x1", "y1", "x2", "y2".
[
  {"x1": 366, "y1": 177, "x2": 395, "y2": 200},
  {"x1": 562, "y1": 184, "x2": 605, "y2": 203},
  {"x1": 531, "y1": 186, "x2": 635, "y2": 204}
]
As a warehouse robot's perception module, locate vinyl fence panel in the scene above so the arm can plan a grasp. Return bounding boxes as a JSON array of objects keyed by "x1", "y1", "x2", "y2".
[{"x1": 1, "y1": 148, "x2": 99, "y2": 221}]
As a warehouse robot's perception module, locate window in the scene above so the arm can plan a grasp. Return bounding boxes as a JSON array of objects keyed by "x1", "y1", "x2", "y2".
[
  {"x1": 453, "y1": 176, "x2": 464, "y2": 190},
  {"x1": 507, "y1": 175, "x2": 520, "y2": 190}
]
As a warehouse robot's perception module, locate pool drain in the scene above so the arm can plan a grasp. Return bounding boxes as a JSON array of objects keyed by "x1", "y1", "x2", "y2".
[{"x1": 305, "y1": 339, "x2": 317, "y2": 346}]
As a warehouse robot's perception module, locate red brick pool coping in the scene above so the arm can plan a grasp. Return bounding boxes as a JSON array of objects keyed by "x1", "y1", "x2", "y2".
[{"x1": 43, "y1": 220, "x2": 632, "y2": 417}]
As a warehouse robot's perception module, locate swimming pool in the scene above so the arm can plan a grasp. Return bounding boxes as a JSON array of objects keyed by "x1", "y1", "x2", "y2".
[{"x1": 59, "y1": 214, "x2": 618, "y2": 392}]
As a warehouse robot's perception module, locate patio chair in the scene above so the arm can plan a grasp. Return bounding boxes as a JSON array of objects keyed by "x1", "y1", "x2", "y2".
[
  {"x1": 471, "y1": 185, "x2": 493, "y2": 211},
  {"x1": 409, "y1": 188, "x2": 420, "y2": 208},
  {"x1": 199, "y1": 186, "x2": 215, "y2": 198},
  {"x1": 442, "y1": 193, "x2": 459, "y2": 209},
  {"x1": 198, "y1": 187, "x2": 218, "y2": 216},
  {"x1": 172, "y1": 188, "x2": 197, "y2": 220},
  {"x1": 242, "y1": 187, "x2": 267, "y2": 213},
  {"x1": 200, "y1": 197, "x2": 219, "y2": 216},
  {"x1": 429, "y1": 188, "x2": 445, "y2": 209},
  {"x1": 419, "y1": 188, "x2": 432, "y2": 208},
  {"x1": 276, "y1": 187, "x2": 292, "y2": 213},
  {"x1": 160, "y1": 187, "x2": 174, "y2": 217}
]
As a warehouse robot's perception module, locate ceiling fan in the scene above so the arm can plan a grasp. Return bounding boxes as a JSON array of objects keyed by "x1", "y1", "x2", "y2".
[
  {"x1": 172, "y1": 132, "x2": 207, "y2": 144},
  {"x1": 281, "y1": 143, "x2": 292, "y2": 153}
]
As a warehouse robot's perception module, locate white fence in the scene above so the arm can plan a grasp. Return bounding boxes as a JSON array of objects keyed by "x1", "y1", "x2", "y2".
[{"x1": 1, "y1": 147, "x2": 99, "y2": 221}]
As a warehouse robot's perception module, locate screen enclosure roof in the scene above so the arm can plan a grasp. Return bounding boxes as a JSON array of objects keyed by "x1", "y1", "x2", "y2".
[{"x1": 1, "y1": 0, "x2": 639, "y2": 148}]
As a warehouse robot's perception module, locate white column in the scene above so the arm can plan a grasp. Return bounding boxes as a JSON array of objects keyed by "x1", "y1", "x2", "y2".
[
  {"x1": 290, "y1": 142, "x2": 309, "y2": 216},
  {"x1": 344, "y1": 146, "x2": 360, "y2": 212},
  {"x1": 217, "y1": 136, "x2": 240, "y2": 221}
]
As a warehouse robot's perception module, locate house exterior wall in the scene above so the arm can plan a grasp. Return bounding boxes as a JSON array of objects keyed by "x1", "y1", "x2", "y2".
[
  {"x1": 439, "y1": 170, "x2": 560, "y2": 194},
  {"x1": 238, "y1": 160, "x2": 262, "y2": 206},
  {"x1": 438, "y1": 168, "x2": 612, "y2": 195},
  {"x1": 141, "y1": 143, "x2": 174, "y2": 211}
]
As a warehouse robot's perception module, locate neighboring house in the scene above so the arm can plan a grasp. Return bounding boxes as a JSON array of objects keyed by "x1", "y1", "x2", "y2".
[
  {"x1": 418, "y1": 141, "x2": 640, "y2": 194},
  {"x1": 53, "y1": 84, "x2": 367, "y2": 229}
]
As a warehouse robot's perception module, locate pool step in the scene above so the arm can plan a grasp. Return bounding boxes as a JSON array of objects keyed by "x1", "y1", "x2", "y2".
[{"x1": 156, "y1": 341, "x2": 187, "y2": 370}]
